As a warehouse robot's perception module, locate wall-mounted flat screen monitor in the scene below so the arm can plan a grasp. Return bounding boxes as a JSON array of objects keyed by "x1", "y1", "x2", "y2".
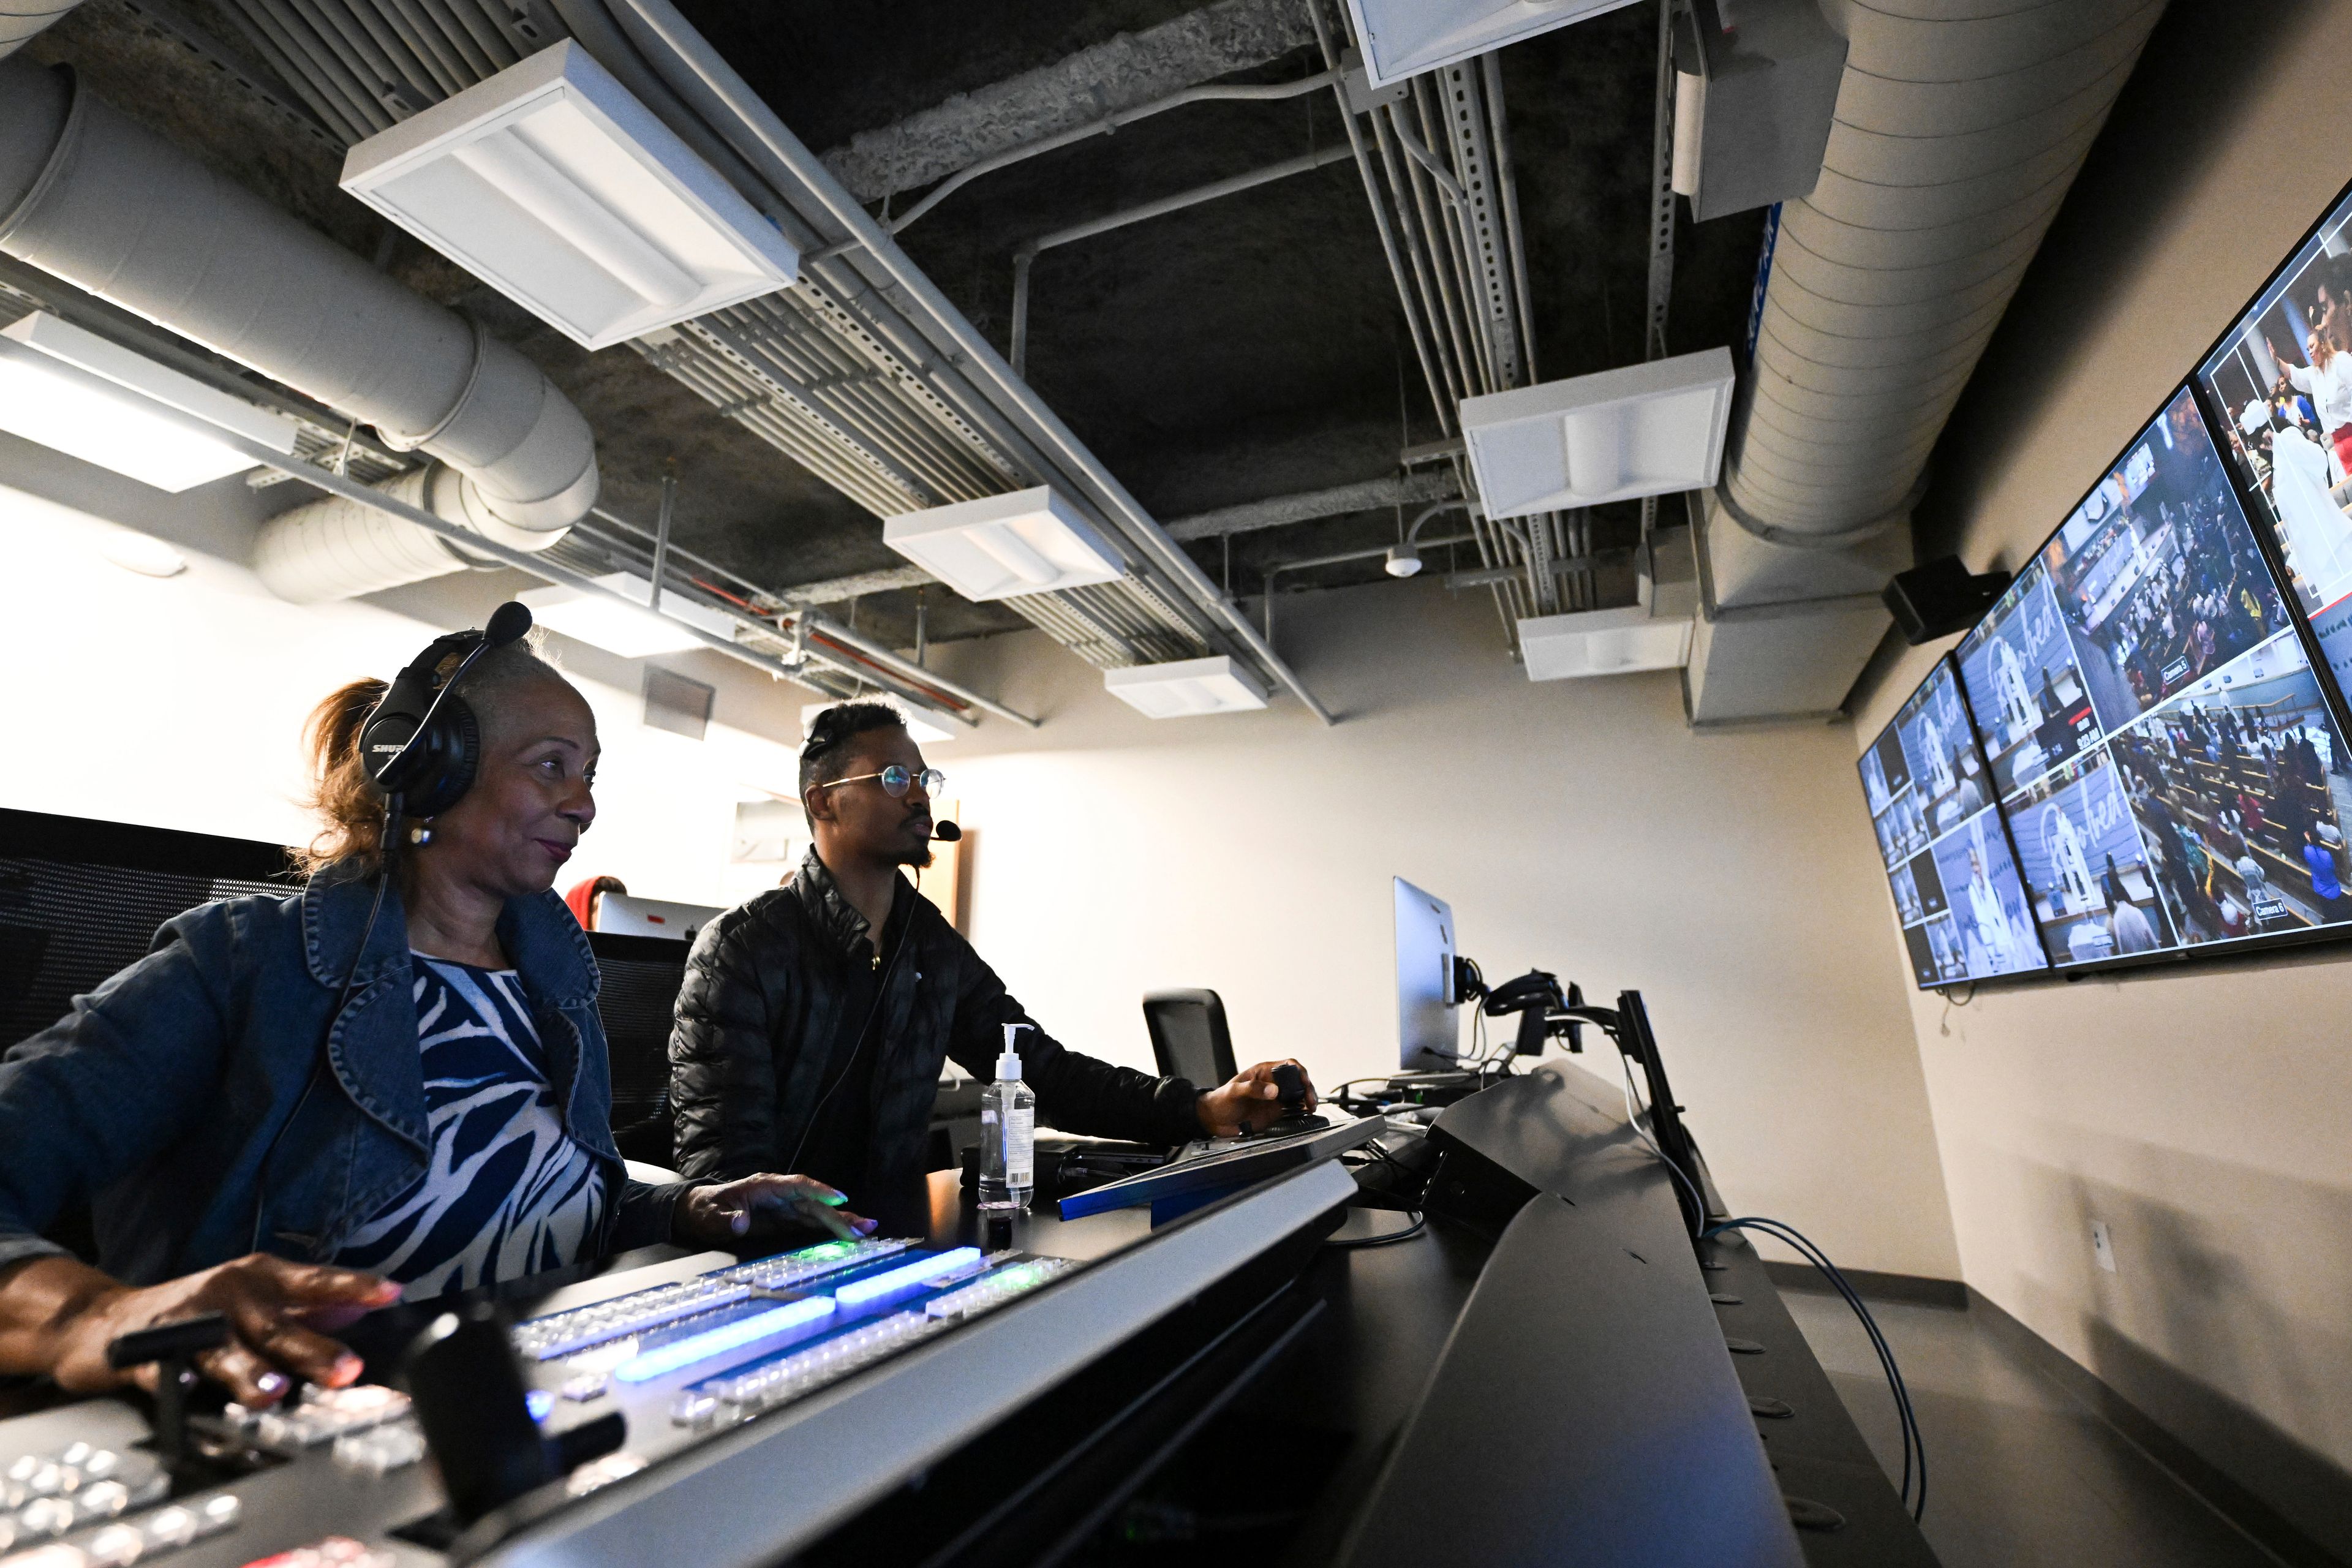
[
  {"x1": 1860, "y1": 658, "x2": 2046, "y2": 988},
  {"x1": 2196, "y1": 181, "x2": 2352, "y2": 710},
  {"x1": 1393, "y1": 876, "x2": 1458, "y2": 1069},
  {"x1": 1956, "y1": 386, "x2": 2352, "y2": 968}
]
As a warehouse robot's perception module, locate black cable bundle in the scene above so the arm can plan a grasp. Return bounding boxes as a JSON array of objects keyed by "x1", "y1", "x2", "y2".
[{"x1": 1705, "y1": 1216, "x2": 1928, "y2": 1523}]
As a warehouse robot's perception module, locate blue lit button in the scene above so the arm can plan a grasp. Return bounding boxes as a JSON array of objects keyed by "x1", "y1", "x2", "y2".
[
  {"x1": 831, "y1": 1248, "x2": 983, "y2": 1308},
  {"x1": 612, "y1": 1296, "x2": 839, "y2": 1384}
]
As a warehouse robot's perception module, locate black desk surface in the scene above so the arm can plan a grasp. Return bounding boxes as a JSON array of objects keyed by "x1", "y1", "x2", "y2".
[{"x1": 0, "y1": 1074, "x2": 1937, "y2": 1567}]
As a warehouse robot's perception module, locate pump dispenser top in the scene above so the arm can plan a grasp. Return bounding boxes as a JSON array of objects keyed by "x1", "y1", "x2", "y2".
[{"x1": 997, "y1": 1023, "x2": 1030, "y2": 1082}]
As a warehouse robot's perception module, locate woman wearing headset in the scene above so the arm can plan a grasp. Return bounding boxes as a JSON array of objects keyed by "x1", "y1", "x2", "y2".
[{"x1": 0, "y1": 612, "x2": 867, "y2": 1408}]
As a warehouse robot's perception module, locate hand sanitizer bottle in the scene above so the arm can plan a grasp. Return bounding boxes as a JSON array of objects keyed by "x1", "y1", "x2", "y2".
[{"x1": 979, "y1": 1023, "x2": 1035, "y2": 1212}]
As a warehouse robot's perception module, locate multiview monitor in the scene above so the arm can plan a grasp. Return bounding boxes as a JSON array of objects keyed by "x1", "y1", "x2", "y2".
[
  {"x1": 2196, "y1": 178, "x2": 2352, "y2": 715},
  {"x1": 1955, "y1": 386, "x2": 2352, "y2": 970},
  {"x1": 1861, "y1": 658, "x2": 2046, "y2": 989}
]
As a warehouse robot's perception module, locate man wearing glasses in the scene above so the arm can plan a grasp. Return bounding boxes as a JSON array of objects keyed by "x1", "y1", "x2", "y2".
[{"x1": 668, "y1": 703, "x2": 1313, "y2": 1223}]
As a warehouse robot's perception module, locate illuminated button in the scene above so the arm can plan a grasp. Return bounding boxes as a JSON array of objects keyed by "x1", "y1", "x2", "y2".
[
  {"x1": 831, "y1": 1248, "x2": 983, "y2": 1308},
  {"x1": 7, "y1": 1460, "x2": 64, "y2": 1499},
  {"x1": 70, "y1": 1480, "x2": 129, "y2": 1523},
  {"x1": 614, "y1": 1296, "x2": 839, "y2": 1385},
  {"x1": 330, "y1": 1423, "x2": 427, "y2": 1478},
  {"x1": 717, "y1": 1237, "x2": 913, "y2": 1291},
  {"x1": 513, "y1": 1279, "x2": 752, "y2": 1361},
  {"x1": 80, "y1": 1524, "x2": 141, "y2": 1566},
  {"x1": 1, "y1": 1544, "x2": 89, "y2": 1567},
  {"x1": 704, "y1": 1310, "x2": 946, "y2": 1415},
  {"x1": 924, "y1": 1257, "x2": 1078, "y2": 1320},
  {"x1": 18, "y1": 1498, "x2": 76, "y2": 1538},
  {"x1": 230, "y1": 1385, "x2": 410, "y2": 1450}
]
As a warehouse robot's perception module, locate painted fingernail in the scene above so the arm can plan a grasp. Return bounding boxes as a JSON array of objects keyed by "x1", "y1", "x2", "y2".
[
  {"x1": 330, "y1": 1354, "x2": 363, "y2": 1386},
  {"x1": 255, "y1": 1371, "x2": 288, "y2": 1397}
]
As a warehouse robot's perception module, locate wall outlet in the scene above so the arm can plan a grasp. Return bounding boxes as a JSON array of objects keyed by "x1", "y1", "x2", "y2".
[{"x1": 2090, "y1": 1219, "x2": 2117, "y2": 1273}]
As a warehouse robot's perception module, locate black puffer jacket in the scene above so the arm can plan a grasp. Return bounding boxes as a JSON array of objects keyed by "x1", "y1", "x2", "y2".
[{"x1": 669, "y1": 849, "x2": 1203, "y2": 1188}]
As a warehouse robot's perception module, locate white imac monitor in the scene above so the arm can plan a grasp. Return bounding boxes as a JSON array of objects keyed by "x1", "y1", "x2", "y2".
[
  {"x1": 1394, "y1": 876, "x2": 1460, "y2": 1070},
  {"x1": 598, "y1": 893, "x2": 723, "y2": 943}
]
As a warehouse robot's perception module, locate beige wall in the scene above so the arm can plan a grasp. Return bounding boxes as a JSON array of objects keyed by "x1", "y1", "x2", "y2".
[
  {"x1": 0, "y1": 435, "x2": 806, "y2": 908},
  {"x1": 930, "y1": 577, "x2": 1960, "y2": 1278},
  {"x1": 1847, "y1": 2, "x2": 2352, "y2": 1526}
]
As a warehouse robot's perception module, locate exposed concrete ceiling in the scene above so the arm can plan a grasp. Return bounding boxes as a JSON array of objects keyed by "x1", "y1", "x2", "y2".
[{"x1": 23, "y1": 0, "x2": 1766, "y2": 652}]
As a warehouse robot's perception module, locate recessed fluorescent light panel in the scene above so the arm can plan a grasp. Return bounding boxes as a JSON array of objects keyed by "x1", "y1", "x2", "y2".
[
  {"x1": 1518, "y1": 608, "x2": 1693, "y2": 681},
  {"x1": 883, "y1": 487, "x2": 1123, "y2": 601},
  {"x1": 521, "y1": 572, "x2": 737, "y2": 658},
  {"x1": 1461, "y1": 347, "x2": 1736, "y2": 520},
  {"x1": 1103, "y1": 655, "x2": 1269, "y2": 718},
  {"x1": 0, "y1": 312, "x2": 296, "y2": 492},
  {"x1": 801, "y1": 701, "x2": 954, "y2": 746},
  {"x1": 341, "y1": 41, "x2": 798, "y2": 351},
  {"x1": 1346, "y1": 0, "x2": 1640, "y2": 88}
]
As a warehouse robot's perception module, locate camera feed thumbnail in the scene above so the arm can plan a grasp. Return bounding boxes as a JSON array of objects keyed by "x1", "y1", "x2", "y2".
[
  {"x1": 1926, "y1": 810, "x2": 2044, "y2": 981},
  {"x1": 2105, "y1": 630, "x2": 2352, "y2": 944},
  {"x1": 2008, "y1": 750, "x2": 2177, "y2": 964},
  {"x1": 2038, "y1": 390, "x2": 2290, "y2": 729},
  {"x1": 1860, "y1": 661, "x2": 2046, "y2": 988},
  {"x1": 2199, "y1": 187, "x2": 2352, "y2": 701},
  {"x1": 1956, "y1": 565, "x2": 2100, "y2": 801}
]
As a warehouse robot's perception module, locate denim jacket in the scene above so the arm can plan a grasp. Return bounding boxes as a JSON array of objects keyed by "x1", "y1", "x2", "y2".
[{"x1": 0, "y1": 861, "x2": 688, "y2": 1288}]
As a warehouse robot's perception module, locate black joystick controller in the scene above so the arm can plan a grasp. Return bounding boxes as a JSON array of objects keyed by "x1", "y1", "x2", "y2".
[
  {"x1": 406, "y1": 1301, "x2": 622, "y2": 1530},
  {"x1": 1267, "y1": 1063, "x2": 1328, "y2": 1136},
  {"x1": 107, "y1": 1313, "x2": 228, "y2": 1472}
]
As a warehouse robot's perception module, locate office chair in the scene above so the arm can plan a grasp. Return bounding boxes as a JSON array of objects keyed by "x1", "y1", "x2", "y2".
[
  {"x1": 1142, "y1": 989, "x2": 1238, "y2": 1087},
  {"x1": 587, "y1": 930, "x2": 690, "y2": 1168}
]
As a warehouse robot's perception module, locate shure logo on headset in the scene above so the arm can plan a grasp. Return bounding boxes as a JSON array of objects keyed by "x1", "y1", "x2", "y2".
[{"x1": 369, "y1": 744, "x2": 405, "y2": 753}]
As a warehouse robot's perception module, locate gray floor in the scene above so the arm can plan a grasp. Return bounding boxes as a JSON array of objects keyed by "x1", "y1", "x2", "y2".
[{"x1": 1782, "y1": 1285, "x2": 2283, "y2": 1568}]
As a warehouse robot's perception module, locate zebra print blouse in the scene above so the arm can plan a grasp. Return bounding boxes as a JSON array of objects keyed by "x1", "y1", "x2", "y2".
[{"x1": 334, "y1": 954, "x2": 608, "y2": 1296}]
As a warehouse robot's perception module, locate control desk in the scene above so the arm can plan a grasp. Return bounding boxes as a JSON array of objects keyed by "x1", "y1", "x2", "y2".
[{"x1": 0, "y1": 1072, "x2": 1937, "y2": 1568}]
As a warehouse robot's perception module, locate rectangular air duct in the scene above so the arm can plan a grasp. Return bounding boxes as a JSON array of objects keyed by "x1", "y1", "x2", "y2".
[
  {"x1": 1460, "y1": 349, "x2": 1735, "y2": 521},
  {"x1": 1104, "y1": 655, "x2": 1268, "y2": 718},
  {"x1": 883, "y1": 487, "x2": 1125, "y2": 601},
  {"x1": 0, "y1": 311, "x2": 296, "y2": 491},
  {"x1": 341, "y1": 41, "x2": 798, "y2": 351}
]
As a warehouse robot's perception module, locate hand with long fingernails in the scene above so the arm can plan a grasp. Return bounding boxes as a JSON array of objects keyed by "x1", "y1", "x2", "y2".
[
  {"x1": 674, "y1": 1173, "x2": 879, "y2": 1247},
  {"x1": 0, "y1": 1253, "x2": 401, "y2": 1406}
]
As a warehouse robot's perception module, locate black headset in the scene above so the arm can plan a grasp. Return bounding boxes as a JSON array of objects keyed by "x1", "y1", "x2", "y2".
[
  {"x1": 244, "y1": 602, "x2": 533, "y2": 1256},
  {"x1": 358, "y1": 599, "x2": 535, "y2": 821}
]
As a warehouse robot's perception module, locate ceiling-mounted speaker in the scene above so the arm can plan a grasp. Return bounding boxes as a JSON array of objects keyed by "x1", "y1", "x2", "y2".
[
  {"x1": 1883, "y1": 557, "x2": 2011, "y2": 646},
  {"x1": 1671, "y1": 0, "x2": 1848, "y2": 223},
  {"x1": 1346, "y1": 0, "x2": 1641, "y2": 89}
]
